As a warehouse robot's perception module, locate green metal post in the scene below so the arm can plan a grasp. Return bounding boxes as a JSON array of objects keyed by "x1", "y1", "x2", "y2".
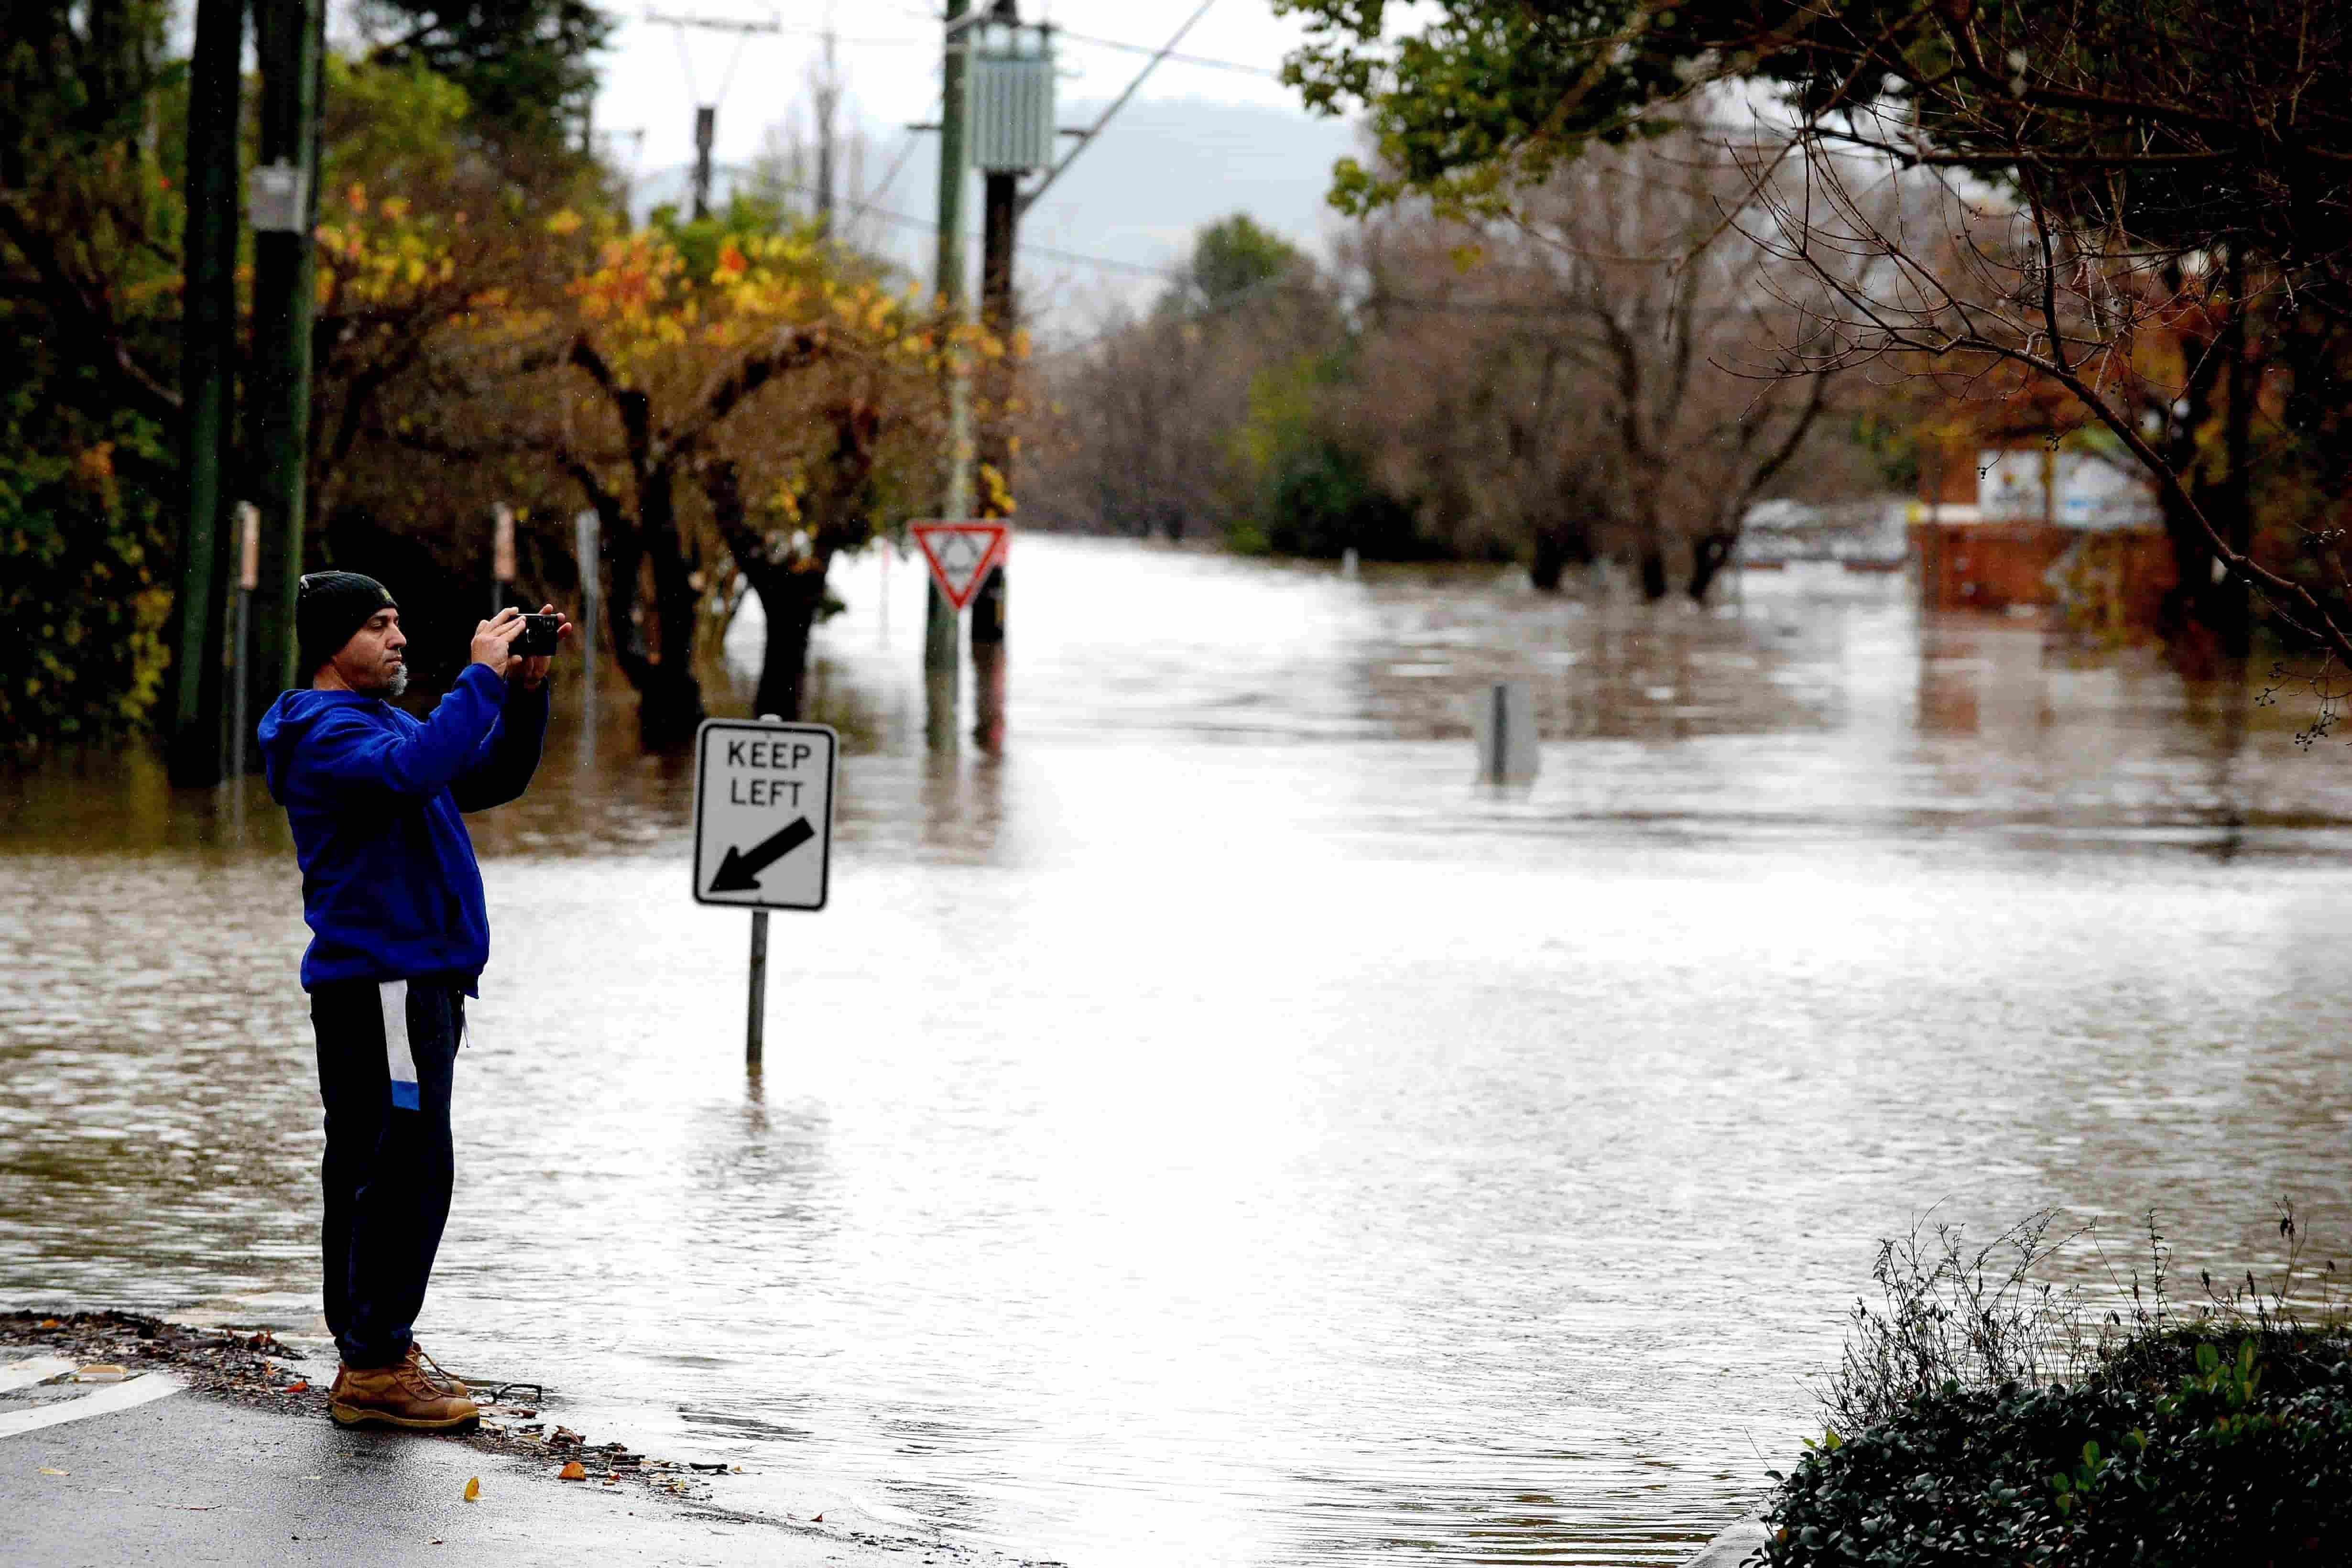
[
  {"x1": 248, "y1": 0, "x2": 326, "y2": 724},
  {"x1": 166, "y1": 0, "x2": 244, "y2": 787}
]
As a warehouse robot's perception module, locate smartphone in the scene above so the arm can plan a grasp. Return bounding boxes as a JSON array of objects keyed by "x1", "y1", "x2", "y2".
[{"x1": 514, "y1": 613, "x2": 561, "y2": 658}]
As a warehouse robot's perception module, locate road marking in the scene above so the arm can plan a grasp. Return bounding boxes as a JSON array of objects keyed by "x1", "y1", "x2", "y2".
[
  {"x1": 0, "y1": 1371, "x2": 184, "y2": 1438},
  {"x1": 0, "y1": 1357, "x2": 76, "y2": 1395}
]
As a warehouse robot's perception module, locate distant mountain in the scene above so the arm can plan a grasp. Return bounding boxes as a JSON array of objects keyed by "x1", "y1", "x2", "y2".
[{"x1": 621, "y1": 96, "x2": 1364, "y2": 335}]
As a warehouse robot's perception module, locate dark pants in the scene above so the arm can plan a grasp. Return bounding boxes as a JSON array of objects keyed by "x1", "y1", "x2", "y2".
[{"x1": 309, "y1": 979, "x2": 464, "y2": 1370}]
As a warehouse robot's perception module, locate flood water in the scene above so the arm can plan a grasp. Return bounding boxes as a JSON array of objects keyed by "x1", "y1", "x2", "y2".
[{"x1": 6, "y1": 537, "x2": 2352, "y2": 1566}]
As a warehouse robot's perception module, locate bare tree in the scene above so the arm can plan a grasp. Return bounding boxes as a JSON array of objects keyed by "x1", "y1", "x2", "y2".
[{"x1": 1347, "y1": 127, "x2": 1846, "y2": 599}]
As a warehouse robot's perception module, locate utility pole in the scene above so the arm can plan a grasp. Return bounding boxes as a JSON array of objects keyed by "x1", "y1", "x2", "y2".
[
  {"x1": 692, "y1": 104, "x2": 716, "y2": 219},
  {"x1": 813, "y1": 26, "x2": 839, "y2": 237},
  {"x1": 247, "y1": 0, "x2": 326, "y2": 735},
  {"x1": 167, "y1": 0, "x2": 244, "y2": 786},
  {"x1": 969, "y1": 0, "x2": 1020, "y2": 752},
  {"x1": 649, "y1": 11, "x2": 779, "y2": 222},
  {"x1": 926, "y1": 0, "x2": 973, "y2": 750}
]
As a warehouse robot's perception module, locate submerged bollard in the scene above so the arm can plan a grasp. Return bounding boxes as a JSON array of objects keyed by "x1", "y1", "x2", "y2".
[
  {"x1": 1340, "y1": 547, "x2": 1360, "y2": 579},
  {"x1": 1475, "y1": 681, "x2": 1539, "y2": 784}
]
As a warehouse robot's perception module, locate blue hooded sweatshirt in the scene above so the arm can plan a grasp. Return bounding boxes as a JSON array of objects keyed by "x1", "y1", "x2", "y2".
[{"x1": 257, "y1": 663, "x2": 549, "y2": 993}]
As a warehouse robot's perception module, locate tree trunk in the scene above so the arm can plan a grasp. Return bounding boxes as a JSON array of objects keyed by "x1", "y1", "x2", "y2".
[
  {"x1": 1638, "y1": 542, "x2": 1669, "y2": 601},
  {"x1": 1529, "y1": 519, "x2": 1593, "y2": 592},
  {"x1": 751, "y1": 565, "x2": 829, "y2": 721},
  {"x1": 2153, "y1": 293, "x2": 2230, "y2": 656},
  {"x1": 634, "y1": 468, "x2": 706, "y2": 749},
  {"x1": 1687, "y1": 532, "x2": 1736, "y2": 602},
  {"x1": 2217, "y1": 244, "x2": 2254, "y2": 660}
]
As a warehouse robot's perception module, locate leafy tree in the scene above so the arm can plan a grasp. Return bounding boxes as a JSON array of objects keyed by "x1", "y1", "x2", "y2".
[
  {"x1": 376, "y1": 215, "x2": 970, "y2": 743},
  {"x1": 1275, "y1": 0, "x2": 2352, "y2": 664},
  {"x1": 0, "y1": 0, "x2": 181, "y2": 756},
  {"x1": 1162, "y1": 213, "x2": 1307, "y2": 315},
  {"x1": 354, "y1": 0, "x2": 612, "y2": 149}
]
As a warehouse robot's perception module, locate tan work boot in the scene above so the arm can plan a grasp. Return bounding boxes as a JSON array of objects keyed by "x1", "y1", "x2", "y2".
[
  {"x1": 329, "y1": 1357, "x2": 479, "y2": 1430},
  {"x1": 406, "y1": 1341, "x2": 469, "y2": 1398}
]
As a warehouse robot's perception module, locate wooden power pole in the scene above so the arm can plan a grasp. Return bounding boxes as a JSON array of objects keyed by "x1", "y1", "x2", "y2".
[
  {"x1": 167, "y1": 0, "x2": 245, "y2": 786},
  {"x1": 969, "y1": 0, "x2": 1021, "y2": 753},
  {"x1": 925, "y1": 0, "x2": 973, "y2": 749},
  {"x1": 247, "y1": 0, "x2": 326, "y2": 731}
]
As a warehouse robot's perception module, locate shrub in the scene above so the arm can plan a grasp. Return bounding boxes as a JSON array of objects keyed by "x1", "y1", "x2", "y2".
[{"x1": 1761, "y1": 1208, "x2": 2352, "y2": 1567}]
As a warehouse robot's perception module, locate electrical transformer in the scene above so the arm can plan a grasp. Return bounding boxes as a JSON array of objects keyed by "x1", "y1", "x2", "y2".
[{"x1": 967, "y1": 21, "x2": 1056, "y2": 174}]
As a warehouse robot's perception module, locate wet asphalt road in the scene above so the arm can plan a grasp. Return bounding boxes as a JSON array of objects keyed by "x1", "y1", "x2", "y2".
[{"x1": 0, "y1": 1383, "x2": 952, "y2": 1567}]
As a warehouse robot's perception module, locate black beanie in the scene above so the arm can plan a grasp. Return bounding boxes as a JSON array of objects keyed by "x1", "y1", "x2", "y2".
[{"x1": 297, "y1": 571, "x2": 399, "y2": 675}]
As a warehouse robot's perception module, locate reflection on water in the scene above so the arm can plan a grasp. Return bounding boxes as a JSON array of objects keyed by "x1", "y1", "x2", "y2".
[{"x1": 6, "y1": 540, "x2": 2352, "y2": 1567}]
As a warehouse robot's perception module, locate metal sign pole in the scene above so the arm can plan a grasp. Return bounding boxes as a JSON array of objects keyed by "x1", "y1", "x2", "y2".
[
  {"x1": 230, "y1": 502, "x2": 259, "y2": 783},
  {"x1": 491, "y1": 502, "x2": 516, "y2": 618},
  {"x1": 745, "y1": 710, "x2": 782, "y2": 1069},
  {"x1": 572, "y1": 508, "x2": 599, "y2": 675},
  {"x1": 746, "y1": 910, "x2": 770, "y2": 1069}
]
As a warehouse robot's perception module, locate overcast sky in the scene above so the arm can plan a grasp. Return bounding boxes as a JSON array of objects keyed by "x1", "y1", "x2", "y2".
[
  {"x1": 595, "y1": 1, "x2": 1327, "y2": 174},
  {"x1": 588, "y1": 1, "x2": 1382, "y2": 322}
]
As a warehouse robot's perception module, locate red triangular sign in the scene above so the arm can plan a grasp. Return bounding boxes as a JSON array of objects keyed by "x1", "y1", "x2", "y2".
[{"x1": 909, "y1": 522, "x2": 1010, "y2": 612}]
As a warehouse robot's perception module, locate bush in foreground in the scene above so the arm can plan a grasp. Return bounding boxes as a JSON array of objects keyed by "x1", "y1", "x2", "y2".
[{"x1": 1760, "y1": 1209, "x2": 2352, "y2": 1567}]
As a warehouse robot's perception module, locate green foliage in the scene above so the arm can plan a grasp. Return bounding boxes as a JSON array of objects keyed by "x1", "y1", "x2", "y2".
[
  {"x1": 1228, "y1": 355, "x2": 1424, "y2": 559},
  {"x1": 1851, "y1": 413, "x2": 1922, "y2": 493},
  {"x1": 0, "y1": 0, "x2": 184, "y2": 757},
  {"x1": 355, "y1": 0, "x2": 611, "y2": 149},
  {"x1": 1775, "y1": 1209, "x2": 2352, "y2": 1566},
  {"x1": 1762, "y1": 1337, "x2": 2352, "y2": 1566},
  {"x1": 0, "y1": 353, "x2": 174, "y2": 759},
  {"x1": 1162, "y1": 213, "x2": 1307, "y2": 315},
  {"x1": 1274, "y1": 0, "x2": 2352, "y2": 264},
  {"x1": 320, "y1": 53, "x2": 473, "y2": 190},
  {"x1": 650, "y1": 193, "x2": 795, "y2": 281}
]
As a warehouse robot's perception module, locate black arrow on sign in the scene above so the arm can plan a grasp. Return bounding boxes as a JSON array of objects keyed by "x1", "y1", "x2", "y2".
[{"x1": 708, "y1": 816, "x2": 817, "y2": 893}]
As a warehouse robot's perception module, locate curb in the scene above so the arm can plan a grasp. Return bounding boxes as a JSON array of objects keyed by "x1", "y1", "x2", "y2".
[{"x1": 1680, "y1": 1520, "x2": 1769, "y2": 1566}]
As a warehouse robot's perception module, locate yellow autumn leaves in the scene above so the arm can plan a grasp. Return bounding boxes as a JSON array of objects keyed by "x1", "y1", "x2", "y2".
[
  {"x1": 315, "y1": 181, "x2": 460, "y2": 311},
  {"x1": 562, "y1": 227, "x2": 979, "y2": 389}
]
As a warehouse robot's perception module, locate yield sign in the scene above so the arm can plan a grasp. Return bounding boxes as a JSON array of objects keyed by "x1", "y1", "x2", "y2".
[{"x1": 909, "y1": 521, "x2": 1010, "y2": 612}]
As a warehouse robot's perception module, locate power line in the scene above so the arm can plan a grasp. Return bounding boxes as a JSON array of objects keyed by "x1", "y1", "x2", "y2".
[
  {"x1": 718, "y1": 166, "x2": 1186, "y2": 279},
  {"x1": 1049, "y1": 27, "x2": 1279, "y2": 79},
  {"x1": 638, "y1": 9, "x2": 929, "y2": 48},
  {"x1": 887, "y1": 4, "x2": 1276, "y2": 76}
]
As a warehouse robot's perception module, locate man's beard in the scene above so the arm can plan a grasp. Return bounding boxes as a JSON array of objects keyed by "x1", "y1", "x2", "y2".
[{"x1": 383, "y1": 664, "x2": 409, "y2": 698}]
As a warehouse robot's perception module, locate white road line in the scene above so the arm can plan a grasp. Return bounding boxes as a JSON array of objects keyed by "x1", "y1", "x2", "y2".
[
  {"x1": 0, "y1": 1371, "x2": 184, "y2": 1438},
  {"x1": 0, "y1": 1357, "x2": 77, "y2": 1395}
]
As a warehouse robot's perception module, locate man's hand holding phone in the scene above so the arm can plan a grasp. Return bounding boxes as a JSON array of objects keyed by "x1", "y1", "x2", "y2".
[{"x1": 471, "y1": 605, "x2": 573, "y2": 689}]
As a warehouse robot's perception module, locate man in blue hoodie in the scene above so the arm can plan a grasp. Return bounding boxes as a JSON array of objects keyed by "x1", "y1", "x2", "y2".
[{"x1": 258, "y1": 571, "x2": 568, "y2": 1430}]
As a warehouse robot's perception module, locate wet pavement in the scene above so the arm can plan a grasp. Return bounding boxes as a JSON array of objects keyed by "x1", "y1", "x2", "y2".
[
  {"x1": 6, "y1": 539, "x2": 2352, "y2": 1566},
  {"x1": 0, "y1": 1372, "x2": 931, "y2": 1568}
]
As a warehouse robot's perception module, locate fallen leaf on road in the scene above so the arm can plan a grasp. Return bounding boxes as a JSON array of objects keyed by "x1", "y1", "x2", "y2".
[
  {"x1": 38, "y1": 1318, "x2": 59, "y2": 1329},
  {"x1": 558, "y1": 1461, "x2": 587, "y2": 1481},
  {"x1": 286, "y1": 1381, "x2": 309, "y2": 1394},
  {"x1": 463, "y1": 1477, "x2": 480, "y2": 1502},
  {"x1": 39, "y1": 1468, "x2": 67, "y2": 1476},
  {"x1": 812, "y1": 1514, "x2": 824, "y2": 1523},
  {"x1": 75, "y1": 1365, "x2": 128, "y2": 1383}
]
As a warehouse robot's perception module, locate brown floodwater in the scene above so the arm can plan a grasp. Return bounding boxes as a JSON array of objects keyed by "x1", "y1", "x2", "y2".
[{"x1": 4, "y1": 538, "x2": 2350, "y2": 1566}]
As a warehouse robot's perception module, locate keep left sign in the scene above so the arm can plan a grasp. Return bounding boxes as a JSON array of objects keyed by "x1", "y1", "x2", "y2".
[{"x1": 691, "y1": 718, "x2": 837, "y2": 911}]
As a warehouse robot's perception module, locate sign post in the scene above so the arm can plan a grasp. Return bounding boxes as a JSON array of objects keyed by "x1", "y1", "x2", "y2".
[{"x1": 691, "y1": 715, "x2": 838, "y2": 1069}]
